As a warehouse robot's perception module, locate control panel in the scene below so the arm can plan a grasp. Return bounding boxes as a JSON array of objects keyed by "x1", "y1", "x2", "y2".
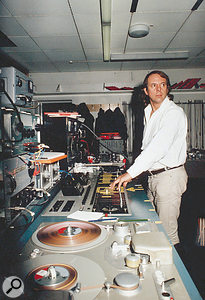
[{"x1": 0, "y1": 67, "x2": 34, "y2": 107}]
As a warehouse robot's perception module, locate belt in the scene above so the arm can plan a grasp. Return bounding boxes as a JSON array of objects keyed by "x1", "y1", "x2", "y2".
[{"x1": 148, "y1": 164, "x2": 183, "y2": 176}]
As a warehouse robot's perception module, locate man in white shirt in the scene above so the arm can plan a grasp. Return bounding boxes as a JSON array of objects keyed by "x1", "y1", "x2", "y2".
[{"x1": 110, "y1": 70, "x2": 188, "y2": 246}]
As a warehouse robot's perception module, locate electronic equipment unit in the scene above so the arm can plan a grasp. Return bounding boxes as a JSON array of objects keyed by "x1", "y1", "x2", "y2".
[
  {"x1": 0, "y1": 108, "x2": 39, "y2": 157},
  {"x1": 34, "y1": 152, "x2": 67, "y2": 192},
  {"x1": 0, "y1": 67, "x2": 34, "y2": 107},
  {"x1": 0, "y1": 72, "x2": 202, "y2": 299},
  {"x1": 98, "y1": 133, "x2": 126, "y2": 162},
  {"x1": 0, "y1": 164, "x2": 202, "y2": 300},
  {"x1": 8, "y1": 219, "x2": 192, "y2": 300}
]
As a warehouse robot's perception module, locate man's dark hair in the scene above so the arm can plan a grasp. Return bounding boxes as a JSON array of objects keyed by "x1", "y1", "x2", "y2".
[{"x1": 143, "y1": 70, "x2": 172, "y2": 94}]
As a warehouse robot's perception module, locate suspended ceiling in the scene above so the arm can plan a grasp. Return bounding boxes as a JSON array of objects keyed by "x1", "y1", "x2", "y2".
[{"x1": 0, "y1": 0, "x2": 205, "y2": 73}]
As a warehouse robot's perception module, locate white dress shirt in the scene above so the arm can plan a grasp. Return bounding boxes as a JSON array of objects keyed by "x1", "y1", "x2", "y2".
[{"x1": 127, "y1": 96, "x2": 187, "y2": 178}]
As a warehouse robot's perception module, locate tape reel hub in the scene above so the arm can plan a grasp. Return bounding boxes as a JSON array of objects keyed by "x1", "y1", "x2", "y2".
[
  {"x1": 27, "y1": 264, "x2": 77, "y2": 290},
  {"x1": 58, "y1": 225, "x2": 82, "y2": 237}
]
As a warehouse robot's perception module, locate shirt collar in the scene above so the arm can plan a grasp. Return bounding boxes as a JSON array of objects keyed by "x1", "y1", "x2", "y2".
[{"x1": 145, "y1": 96, "x2": 170, "y2": 120}]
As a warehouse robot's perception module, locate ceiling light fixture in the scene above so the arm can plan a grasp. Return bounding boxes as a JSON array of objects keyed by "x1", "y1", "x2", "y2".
[
  {"x1": 100, "y1": 0, "x2": 111, "y2": 61},
  {"x1": 110, "y1": 51, "x2": 189, "y2": 61},
  {"x1": 129, "y1": 24, "x2": 150, "y2": 38}
]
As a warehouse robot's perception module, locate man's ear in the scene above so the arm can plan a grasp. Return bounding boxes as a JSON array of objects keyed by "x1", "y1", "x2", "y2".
[{"x1": 144, "y1": 87, "x2": 148, "y2": 95}]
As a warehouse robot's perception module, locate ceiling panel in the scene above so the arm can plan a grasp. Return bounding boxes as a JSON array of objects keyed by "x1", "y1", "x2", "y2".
[
  {"x1": 4, "y1": 0, "x2": 70, "y2": 16},
  {"x1": 111, "y1": 33, "x2": 128, "y2": 50},
  {"x1": 170, "y1": 32, "x2": 205, "y2": 48},
  {"x1": 70, "y1": 0, "x2": 100, "y2": 15},
  {"x1": 113, "y1": 0, "x2": 132, "y2": 12},
  {"x1": 180, "y1": 11, "x2": 205, "y2": 31},
  {"x1": 44, "y1": 49, "x2": 86, "y2": 61},
  {"x1": 0, "y1": 17, "x2": 27, "y2": 36},
  {"x1": 6, "y1": 51, "x2": 51, "y2": 63},
  {"x1": 0, "y1": 2, "x2": 11, "y2": 16},
  {"x1": 80, "y1": 34, "x2": 102, "y2": 50},
  {"x1": 74, "y1": 14, "x2": 101, "y2": 34},
  {"x1": 32, "y1": 36, "x2": 82, "y2": 50},
  {"x1": 54, "y1": 61, "x2": 89, "y2": 72},
  {"x1": 111, "y1": 13, "x2": 133, "y2": 36},
  {"x1": 23, "y1": 61, "x2": 58, "y2": 72},
  {"x1": 85, "y1": 49, "x2": 103, "y2": 60},
  {"x1": 126, "y1": 32, "x2": 176, "y2": 50},
  {"x1": 0, "y1": 0, "x2": 204, "y2": 73},
  {"x1": 15, "y1": 16, "x2": 77, "y2": 37},
  {"x1": 137, "y1": 0, "x2": 196, "y2": 12},
  {"x1": 1, "y1": 36, "x2": 40, "y2": 51},
  {"x1": 130, "y1": 12, "x2": 190, "y2": 32}
]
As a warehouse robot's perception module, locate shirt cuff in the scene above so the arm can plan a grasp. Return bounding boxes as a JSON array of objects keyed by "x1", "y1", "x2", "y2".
[{"x1": 127, "y1": 165, "x2": 138, "y2": 178}]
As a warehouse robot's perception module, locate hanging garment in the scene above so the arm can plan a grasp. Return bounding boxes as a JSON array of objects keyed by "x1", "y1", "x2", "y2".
[
  {"x1": 103, "y1": 108, "x2": 115, "y2": 133},
  {"x1": 95, "y1": 108, "x2": 105, "y2": 134},
  {"x1": 113, "y1": 107, "x2": 128, "y2": 139}
]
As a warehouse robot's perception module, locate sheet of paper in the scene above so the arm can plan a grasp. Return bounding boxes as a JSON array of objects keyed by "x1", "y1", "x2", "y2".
[{"x1": 67, "y1": 210, "x2": 103, "y2": 221}]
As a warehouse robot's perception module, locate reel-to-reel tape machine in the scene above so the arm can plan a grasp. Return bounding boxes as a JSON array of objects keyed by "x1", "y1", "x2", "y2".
[
  {"x1": 31, "y1": 221, "x2": 108, "y2": 253},
  {"x1": 11, "y1": 220, "x2": 191, "y2": 300}
]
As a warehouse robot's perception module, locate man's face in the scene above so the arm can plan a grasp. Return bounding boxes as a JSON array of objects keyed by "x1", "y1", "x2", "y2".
[{"x1": 144, "y1": 73, "x2": 169, "y2": 107}]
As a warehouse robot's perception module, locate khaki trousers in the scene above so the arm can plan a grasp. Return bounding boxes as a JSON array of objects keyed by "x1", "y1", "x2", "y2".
[{"x1": 147, "y1": 166, "x2": 188, "y2": 245}]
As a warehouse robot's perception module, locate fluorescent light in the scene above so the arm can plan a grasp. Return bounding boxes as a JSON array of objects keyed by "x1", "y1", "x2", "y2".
[
  {"x1": 111, "y1": 51, "x2": 189, "y2": 61},
  {"x1": 101, "y1": 0, "x2": 111, "y2": 23},
  {"x1": 102, "y1": 26, "x2": 111, "y2": 61},
  {"x1": 100, "y1": 0, "x2": 111, "y2": 61}
]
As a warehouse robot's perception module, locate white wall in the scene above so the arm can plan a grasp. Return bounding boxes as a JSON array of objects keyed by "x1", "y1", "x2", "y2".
[
  {"x1": 30, "y1": 68, "x2": 205, "y2": 104},
  {"x1": 30, "y1": 68, "x2": 205, "y2": 151}
]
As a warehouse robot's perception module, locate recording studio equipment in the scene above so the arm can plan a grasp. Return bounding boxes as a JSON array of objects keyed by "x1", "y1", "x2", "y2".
[
  {"x1": 0, "y1": 108, "x2": 39, "y2": 158},
  {"x1": 3, "y1": 155, "x2": 33, "y2": 198},
  {"x1": 0, "y1": 68, "x2": 201, "y2": 300},
  {"x1": 60, "y1": 174, "x2": 84, "y2": 196},
  {"x1": 33, "y1": 152, "x2": 67, "y2": 192},
  {"x1": 0, "y1": 67, "x2": 34, "y2": 107},
  {"x1": 9, "y1": 219, "x2": 192, "y2": 300},
  {"x1": 43, "y1": 112, "x2": 127, "y2": 168},
  {"x1": 1, "y1": 154, "x2": 33, "y2": 222},
  {"x1": 42, "y1": 169, "x2": 130, "y2": 217},
  {"x1": 0, "y1": 67, "x2": 37, "y2": 161},
  {"x1": 0, "y1": 151, "x2": 66, "y2": 225},
  {"x1": 92, "y1": 172, "x2": 131, "y2": 215},
  {"x1": 98, "y1": 133, "x2": 126, "y2": 162},
  {"x1": 43, "y1": 112, "x2": 85, "y2": 166},
  {"x1": 131, "y1": 232, "x2": 173, "y2": 265},
  {"x1": 0, "y1": 156, "x2": 201, "y2": 300}
]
